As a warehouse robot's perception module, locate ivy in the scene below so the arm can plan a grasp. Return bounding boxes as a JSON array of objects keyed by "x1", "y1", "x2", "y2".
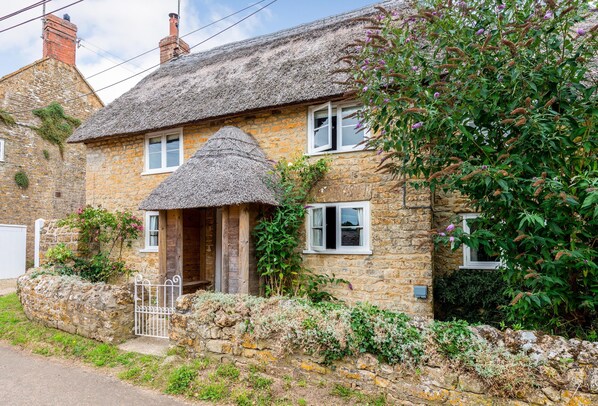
[
  {"x1": 32, "y1": 102, "x2": 81, "y2": 157},
  {"x1": 14, "y1": 170, "x2": 29, "y2": 189},
  {"x1": 0, "y1": 109, "x2": 15, "y2": 126}
]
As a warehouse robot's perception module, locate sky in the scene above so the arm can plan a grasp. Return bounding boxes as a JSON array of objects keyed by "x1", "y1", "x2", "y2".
[{"x1": 0, "y1": 0, "x2": 379, "y2": 105}]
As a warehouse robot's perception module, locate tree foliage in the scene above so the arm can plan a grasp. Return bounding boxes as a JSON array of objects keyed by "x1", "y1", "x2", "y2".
[{"x1": 348, "y1": 0, "x2": 597, "y2": 335}]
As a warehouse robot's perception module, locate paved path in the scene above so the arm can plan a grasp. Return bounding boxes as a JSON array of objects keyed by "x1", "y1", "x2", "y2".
[
  {"x1": 0, "y1": 344, "x2": 193, "y2": 406},
  {"x1": 0, "y1": 278, "x2": 16, "y2": 296}
]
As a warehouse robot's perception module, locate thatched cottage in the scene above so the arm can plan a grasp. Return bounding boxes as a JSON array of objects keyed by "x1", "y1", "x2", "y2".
[{"x1": 69, "y1": 0, "x2": 490, "y2": 317}]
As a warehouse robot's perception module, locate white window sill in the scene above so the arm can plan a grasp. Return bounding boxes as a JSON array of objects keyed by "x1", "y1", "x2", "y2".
[
  {"x1": 139, "y1": 248, "x2": 159, "y2": 253},
  {"x1": 305, "y1": 147, "x2": 368, "y2": 157},
  {"x1": 459, "y1": 264, "x2": 501, "y2": 270},
  {"x1": 141, "y1": 167, "x2": 179, "y2": 176},
  {"x1": 303, "y1": 249, "x2": 372, "y2": 255}
]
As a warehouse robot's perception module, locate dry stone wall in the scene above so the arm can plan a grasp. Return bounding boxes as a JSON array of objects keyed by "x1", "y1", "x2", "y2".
[
  {"x1": 38, "y1": 219, "x2": 79, "y2": 264},
  {"x1": 17, "y1": 272, "x2": 134, "y2": 343},
  {"x1": 170, "y1": 292, "x2": 598, "y2": 406}
]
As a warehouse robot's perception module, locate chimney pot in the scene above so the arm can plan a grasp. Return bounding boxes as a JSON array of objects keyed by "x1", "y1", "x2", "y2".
[
  {"x1": 43, "y1": 14, "x2": 77, "y2": 65},
  {"x1": 159, "y1": 12, "x2": 190, "y2": 64}
]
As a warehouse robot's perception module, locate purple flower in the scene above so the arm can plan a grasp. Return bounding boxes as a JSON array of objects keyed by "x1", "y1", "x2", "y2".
[
  {"x1": 381, "y1": 129, "x2": 387, "y2": 135},
  {"x1": 412, "y1": 66, "x2": 419, "y2": 71},
  {"x1": 577, "y1": 28, "x2": 586, "y2": 36},
  {"x1": 446, "y1": 224, "x2": 455, "y2": 232},
  {"x1": 384, "y1": 98, "x2": 390, "y2": 103},
  {"x1": 482, "y1": 165, "x2": 488, "y2": 170},
  {"x1": 356, "y1": 46, "x2": 362, "y2": 51},
  {"x1": 377, "y1": 149, "x2": 383, "y2": 155},
  {"x1": 304, "y1": 205, "x2": 313, "y2": 209},
  {"x1": 412, "y1": 122, "x2": 423, "y2": 129},
  {"x1": 476, "y1": 28, "x2": 485, "y2": 35},
  {"x1": 544, "y1": 10, "x2": 553, "y2": 19},
  {"x1": 434, "y1": 92, "x2": 440, "y2": 99},
  {"x1": 363, "y1": 86, "x2": 368, "y2": 92},
  {"x1": 440, "y1": 232, "x2": 446, "y2": 237},
  {"x1": 348, "y1": 282, "x2": 354, "y2": 291},
  {"x1": 497, "y1": 4, "x2": 505, "y2": 11},
  {"x1": 449, "y1": 236, "x2": 455, "y2": 242},
  {"x1": 356, "y1": 122, "x2": 363, "y2": 129}
]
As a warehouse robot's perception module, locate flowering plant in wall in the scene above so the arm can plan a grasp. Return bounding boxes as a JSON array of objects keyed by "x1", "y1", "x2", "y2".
[
  {"x1": 346, "y1": 0, "x2": 597, "y2": 336},
  {"x1": 48, "y1": 206, "x2": 143, "y2": 283}
]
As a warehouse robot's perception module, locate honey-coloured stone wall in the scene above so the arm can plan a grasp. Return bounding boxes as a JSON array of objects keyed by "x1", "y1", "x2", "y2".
[{"x1": 83, "y1": 104, "x2": 434, "y2": 317}]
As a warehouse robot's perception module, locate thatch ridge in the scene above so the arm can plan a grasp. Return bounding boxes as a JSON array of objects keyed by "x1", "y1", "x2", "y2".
[
  {"x1": 138, "y1": 126, "x2": 279, "y2": 210},
  {"x1": 70, "y1": 0, "x2": 408, "y2": 143}
]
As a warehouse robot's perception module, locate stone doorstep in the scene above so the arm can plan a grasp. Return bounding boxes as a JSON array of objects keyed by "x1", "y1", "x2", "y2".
[{"x1": 118, "y1": 336, "x2": 170, "y2": 357}]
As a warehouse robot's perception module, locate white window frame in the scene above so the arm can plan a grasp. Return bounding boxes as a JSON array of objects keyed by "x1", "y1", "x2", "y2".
[
  {"x1": 307, "y1": 101, "x2": 369, "y2": 155},
  {"x1": 0, "y1": 138, "x2": 5, "y2": 162},
  {"x1": 142, "y1": 128, "x2": 183, "y2": 175},
  {"x1": 141, "y1": 211, "x2": 159, "y2": 253},
  {"x1": 304, "y1": 201, "x2": 372, "y2": 255},
  {"x1": 460, "y1": 213, "x2": 501, "y2": 270}
]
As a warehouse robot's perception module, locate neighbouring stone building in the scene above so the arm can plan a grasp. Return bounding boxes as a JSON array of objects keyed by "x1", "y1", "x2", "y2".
[
  {"x1": 64, "y1": 0, "x2": 501, "y2": 317},
  {"x1": 0, "y1": 14, "x2": 103, "y2": 266}
]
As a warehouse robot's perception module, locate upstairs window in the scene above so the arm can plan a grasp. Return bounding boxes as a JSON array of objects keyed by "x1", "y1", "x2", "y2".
[
  {"x1": 308, "y1": 102, "x2": 367, "y2": 154},
  {"x1": 461, "y1": 213, "x2": 501, "y2": 269},
  {"x1": 144, "y1": 129, "x2": 183, "y2": 174},
  {"x1": 0, "y1": 139, "x2": 4, "y2": 161},
  {"x1": 306, "y1": 202, "x2": 371, "y2": 254}
]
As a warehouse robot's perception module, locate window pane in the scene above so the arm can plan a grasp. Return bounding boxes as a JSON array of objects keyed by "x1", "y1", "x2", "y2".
[
  {"x1": 314, "y1": 109, "x2": 330, "y2": 128},
  {"x1": 313, "y1": 126, "x2": 329, "y2": 149},
  {"x1": 341, "y1": 126, "x2": 364, "y2": 147},
  {"x1": 166, "y1": 135, "x2": 179, "y2": 150},
  {"x1": 148, "y1": 152, "x2": 161, "y2": 169},
  {"x1": 341, "y1": 228, "x2": 363, "y2": 246},
  {"x1": 312, "y1": 228, "x2": 323, "y2": 248},
  {"x1": 149, "y1": 231, "x2": 159, "y2": 247},
  {"x1": 341, "y1": 208, "x2": 362, "y2": 227},
  {"x1": 341, "y1": 106, "x2": 359, "y2": 127},
  {"x1": 148, "y1": 137, "x2": 162, "y2": 153},
  {"x1": 312, "y1": 208, "x2": 323, "y2": 227},
  {"x1": 149, "y1": 215, "x2": 159, "y2": 232},
  {"x1": 166, "y1": 150, "x2": 179, "y2": 167},
  {"x1": 471, "y1": 246, "x2": 498, "y2": 262}
]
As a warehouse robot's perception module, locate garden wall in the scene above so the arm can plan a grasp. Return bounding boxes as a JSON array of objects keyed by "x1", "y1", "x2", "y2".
[
  {"x1": 17, "y1": 272, "x2": 134, "y2": 343},
  {"x1": 38, "y1": 219, "x2": 79, "y2": 265},
  {"x1": 170, "y1": 292, "x2": 598, "y2": 405}
]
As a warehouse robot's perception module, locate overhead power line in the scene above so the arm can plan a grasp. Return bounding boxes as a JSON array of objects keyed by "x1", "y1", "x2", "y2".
[
  {"x1": 0, "y1": 0, "x2": 51, "y2": 22},
  {"x1": 0, "y1": 0, "x2": 83, "y2": 34},
  {"x1": 86, "y1": 0, "x2": 269, "y2": 80},
  {"x1": 6, "y1": 0, "x2": 278, "y2": 115}
]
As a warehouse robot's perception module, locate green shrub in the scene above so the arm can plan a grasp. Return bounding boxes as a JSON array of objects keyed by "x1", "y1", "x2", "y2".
[
  {"x1": 45, "y1": 243, "x2": 75, "y2": 266},
  {"x1": 431, "y1": 320, "x2": 479, "y2": 362},
  {"x1": 434, "y1": 269, "x2": 509, "y2": 326},
  {"x1": 165, "y1": 365, "x2": 197, "y2": 394},
  {"x1": 215, "y1": 363, "x2": 240, "y2": 380},
  {"x1": 14, "y1": 170, "x2": 29, "y2": 189}
]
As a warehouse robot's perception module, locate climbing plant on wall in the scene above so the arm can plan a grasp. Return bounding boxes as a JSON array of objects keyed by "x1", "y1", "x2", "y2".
[
  {"x1": 0, "y1": 109, "x2": 15, "y2": 126},
  {"x1": 32, "y1": 102, "x2": 81, "y2": 157},
  {"x1": 14, "y1": 170, "x2": 29, "y2": 189}
]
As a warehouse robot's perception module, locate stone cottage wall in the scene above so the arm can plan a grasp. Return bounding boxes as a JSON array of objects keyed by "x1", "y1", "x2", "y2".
[
  {"x1": 83, "y1": 104, "x2": 434, "y2": 316},
  {"x1": 170, "y1": 292, "x2": 598, "y2": 406},
  {"x1": 0, "y1": 57, "x2": 103, "y2": 263},
  {"x1": 17, "y1": 272, "x2": 134, "y2": 343}
]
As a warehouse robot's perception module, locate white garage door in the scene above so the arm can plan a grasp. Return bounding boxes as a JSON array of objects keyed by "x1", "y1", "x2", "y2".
[{"x1": 0, "y1": 224, "x2": 27, "y2": 279}]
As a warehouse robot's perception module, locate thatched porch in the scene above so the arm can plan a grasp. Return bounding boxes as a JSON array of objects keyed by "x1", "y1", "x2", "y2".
[{"x1": 139, "y1": 127, "x2": 278, "y2": 295}]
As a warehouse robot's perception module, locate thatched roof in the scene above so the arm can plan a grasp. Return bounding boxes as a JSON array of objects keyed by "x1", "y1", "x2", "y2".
[
  {"x1": 69, "y1": 0, "x2": 408, "y2": 143},
  {"x1": 139, "y1": 126, "x2": 278, "y2": 210}
]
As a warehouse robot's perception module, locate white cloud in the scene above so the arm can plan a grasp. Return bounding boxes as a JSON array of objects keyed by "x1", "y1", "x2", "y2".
[{"x1": 0, "y1": 0, "x2": 273, "y2": 104}]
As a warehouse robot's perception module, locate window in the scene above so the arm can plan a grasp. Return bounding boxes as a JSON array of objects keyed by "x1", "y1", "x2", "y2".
[
  {"x1": 307, "y1": 102, "x2": 368, "y2": 154},
  {"x1": 461, "y1": 213, "x2": 501, "y2": 269},
  {"x1": 144, "y1": 129, "x2": 183, "y2": 174},
  {"x1": 143, "y1": 211, "x2": 159, "y2": 252},
  {"x1": 306, "y1": 202, "x2": 371, "y2": 254},
  {"x1": 0, "y1": 139, "x2": 4, "y2": 161}
]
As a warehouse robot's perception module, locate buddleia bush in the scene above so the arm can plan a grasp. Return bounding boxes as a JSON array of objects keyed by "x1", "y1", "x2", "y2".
[{"x1": 347, "y1": 0, "x2": 597, "y2": 337}]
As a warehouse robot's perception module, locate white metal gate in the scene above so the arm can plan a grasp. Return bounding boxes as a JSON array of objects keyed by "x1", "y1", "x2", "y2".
[
  {"x1": 134, "y1": 274, "x2": 182, "y2": 338},
  {"x1": 0, "y1": 224, "x2": 27, "y2": 280}
]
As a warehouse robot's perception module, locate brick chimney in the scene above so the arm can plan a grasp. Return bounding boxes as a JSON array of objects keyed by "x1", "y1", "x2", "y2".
[
  {"x1": 159, "y1": 13, "x2": 190, "y2": 64},
  {"x1": 43, "y1": 14, "x2": 78, "y2": 65}
]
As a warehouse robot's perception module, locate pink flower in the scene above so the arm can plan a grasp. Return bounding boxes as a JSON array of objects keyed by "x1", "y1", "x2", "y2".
[
  {"x1": 440, "y1": 232, "x2": 446, "y2": 237},
  {"x1": 577, "y1": 28, "x2": 586, "y2": 36},
  {"x1": 446, "y1": 224, "x2": 455, "y2": 232},
  {"x1": 412, "y1": 122, "x2": 423, "y2": 129},
  {"x1": 363, "y1": 86, "x2": 369, "y2": 92},
  {"x1": 544, "y1": 10, "x2": 553, "y2": 19},
  {"x1": 434, "y1": 92, "x2": 440, "y2": 99},
  {"x1": 449, "y1": 236, "x2": 455, "y2": 242}
]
